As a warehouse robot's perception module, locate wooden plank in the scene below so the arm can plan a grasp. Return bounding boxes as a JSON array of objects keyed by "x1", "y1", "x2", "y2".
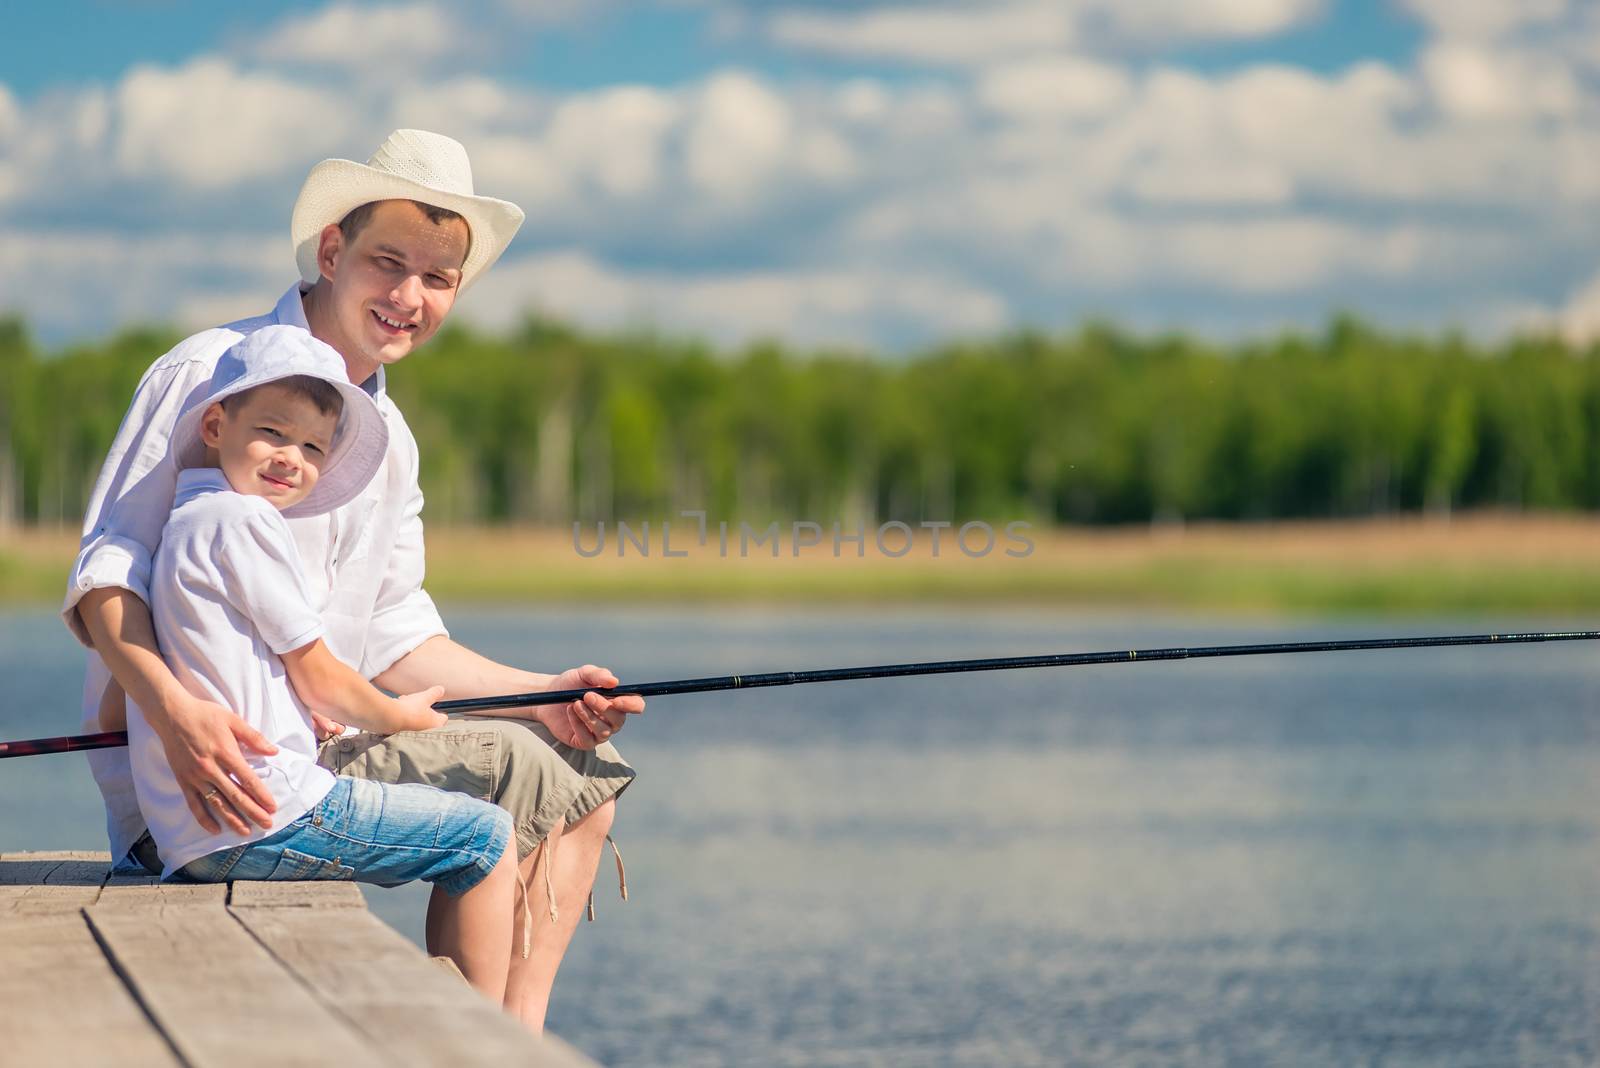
[
  {"x1": 95, "y1": 878, "x2": 227, "y2": 910},
  {"x1": 229, "y1": 879, "x2": 367, "y2": 909},
  {"x1": 230, "y1": 905, "x2": 598, "y2": 1067},
  {"x1": 0, "y1": 850, "x2": 112, "y2": 865},
  {"x1": 0, "y1": 912, "x2": 180, "y2": 1067},
  {"x1": 88, "y1": 902, "x2": 386, "y2": 1068},
  {"x1": 430, "y1": 954, "x2": 468, "y2": 984},
  {"x1": 0, "y1": 852, "x2": 111, "y2": 913}
]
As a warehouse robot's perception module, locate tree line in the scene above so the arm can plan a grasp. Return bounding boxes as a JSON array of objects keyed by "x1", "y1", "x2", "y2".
[{"x1": 2, "y1": 313, "x2": 1598, "y2": 529}]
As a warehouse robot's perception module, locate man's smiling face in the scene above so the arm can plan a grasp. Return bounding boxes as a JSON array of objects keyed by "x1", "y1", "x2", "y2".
[{"x1": 318, "y1": 199, "x2": 471, "y2": 375}]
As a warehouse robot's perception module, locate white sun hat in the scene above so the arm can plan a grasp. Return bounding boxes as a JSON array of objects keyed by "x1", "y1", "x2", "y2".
[
  {"x1": 169, "y1": 325, "x2": 390, "y2": 519},
  {"x1": 290, "y1": 129, "x2": 525, "y2": 293}
]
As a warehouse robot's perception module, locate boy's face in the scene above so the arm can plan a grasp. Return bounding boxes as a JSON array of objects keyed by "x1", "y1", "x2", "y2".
[{"x1": 200, "y1": 384, "x2": 337, "y2": 512}]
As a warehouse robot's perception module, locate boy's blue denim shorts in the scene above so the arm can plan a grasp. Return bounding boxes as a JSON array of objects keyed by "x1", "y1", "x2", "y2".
[{"x1": 175, "y1": 775, "x2": 512, "y2": 897}]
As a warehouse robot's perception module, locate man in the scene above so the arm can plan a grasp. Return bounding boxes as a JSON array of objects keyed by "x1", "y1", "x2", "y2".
[{"x1": 63, "y1": 129, "x2": 639, "y2": 1034}]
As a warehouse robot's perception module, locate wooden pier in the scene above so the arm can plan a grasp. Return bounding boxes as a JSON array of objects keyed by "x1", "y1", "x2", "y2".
[{"x1": 0, "y1": 851, "x2": 599, "y2": 1067}]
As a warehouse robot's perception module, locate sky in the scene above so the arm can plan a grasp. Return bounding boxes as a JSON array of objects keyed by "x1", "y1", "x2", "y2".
[{"x1": 1, "y1": 0, "x2": 1598, "y2": 352}]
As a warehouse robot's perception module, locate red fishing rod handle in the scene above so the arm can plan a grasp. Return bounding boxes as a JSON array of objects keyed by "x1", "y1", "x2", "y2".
[{"x1": 0, "y1": 729, "x2": 130, "y2": 758}]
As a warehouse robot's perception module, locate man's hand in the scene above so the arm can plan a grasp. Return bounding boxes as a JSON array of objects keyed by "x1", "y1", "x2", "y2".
[
  {"x1": 79, "y1": 586, "x2": 278, "y2": 836},
  {"x1": 538, "y1": 664, "x2": 644, "y2": 749},
  {"x1": 153, "y1": 692, "x2": 280, "y2": 836},
  {"x1": 374, "y1": 638, "x2": 644, "y2": 747}
]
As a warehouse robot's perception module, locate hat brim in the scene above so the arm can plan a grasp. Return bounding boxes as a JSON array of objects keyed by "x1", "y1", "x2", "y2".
[
  {"x1": 169, "y1": 373, "x2": 389, "y2": 520},
  {"x1": 291, "y1": 158, "x2": 525, "y2": 293}
]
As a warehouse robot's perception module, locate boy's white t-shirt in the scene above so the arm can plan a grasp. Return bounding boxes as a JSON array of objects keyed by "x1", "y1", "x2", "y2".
[{"x1": 132, "y1": 468, "x2": 337, "y2": 877}]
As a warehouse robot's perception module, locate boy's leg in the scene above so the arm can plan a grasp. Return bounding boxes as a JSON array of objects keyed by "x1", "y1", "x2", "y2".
[
  {"x1": 322, "y1": 718, "x2": 634, "y2": 1029},
  {"x1": 301, "y1": 776, "x2": 519, "y2": 1006},
  {"x1": 425, "y1": 805, "x2": 611, "y2": 1031},
  {"x1": 429, "y1": 839, "x2": 520, "y2": 1005}
]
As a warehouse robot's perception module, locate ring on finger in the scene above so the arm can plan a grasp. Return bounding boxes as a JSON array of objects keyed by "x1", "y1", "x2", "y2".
[{"x1": 202, "y1": 787, "x2": 221, "y2": 803}]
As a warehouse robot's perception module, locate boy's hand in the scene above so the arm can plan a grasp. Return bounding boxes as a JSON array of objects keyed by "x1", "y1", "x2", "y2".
[
  {"x1": 310, "y1": 711, "x2": 345, "y2": 742},
  {"x1": 391, "y1": 685, "x2": 448, "y2": 732}
]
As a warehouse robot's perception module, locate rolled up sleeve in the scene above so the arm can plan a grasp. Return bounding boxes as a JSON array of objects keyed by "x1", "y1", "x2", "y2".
[
  {"x1": 61, "y1": 353, "x2": 221, "y2": 647},
  {"x1": 63, "y1": 533, "x2": 155, "y2": 647}
]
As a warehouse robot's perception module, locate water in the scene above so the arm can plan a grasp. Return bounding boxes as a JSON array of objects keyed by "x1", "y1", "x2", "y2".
[{"x1": 3, "y1": 607, "x2": 1598, "y2": 1066}]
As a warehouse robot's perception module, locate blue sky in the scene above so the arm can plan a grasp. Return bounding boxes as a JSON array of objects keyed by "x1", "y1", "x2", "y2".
[
  {"x1": 1, "y1": 0, "x2": 1597, "y2": 349},
  {"x1": 0, "y1": 2, "x2": 1426, "y2": 97}
]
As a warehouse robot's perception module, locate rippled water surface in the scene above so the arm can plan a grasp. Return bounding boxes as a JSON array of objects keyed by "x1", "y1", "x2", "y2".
[{"x1": 3, "y1": 607, "x2": 1598, "y2": 1066}]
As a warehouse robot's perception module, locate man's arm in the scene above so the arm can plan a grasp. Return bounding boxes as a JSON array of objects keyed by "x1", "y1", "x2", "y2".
[
  {"x1": 281, "y1": 638, "x2": 445, "y2": 734},
  {"x1": 361, "y1": 413, "x2": 642, "y2": 748},
  {"x1": 373, "y1": 635, "x2": 644, "y2": 749},
  {"x1": 77, "y1": 587, "x2": 279, "y2": 835}
]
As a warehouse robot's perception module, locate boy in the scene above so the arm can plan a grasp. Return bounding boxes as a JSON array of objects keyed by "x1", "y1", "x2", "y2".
[{"x1": 116, "y1": 324, "x2": 522, "y2": 1004}]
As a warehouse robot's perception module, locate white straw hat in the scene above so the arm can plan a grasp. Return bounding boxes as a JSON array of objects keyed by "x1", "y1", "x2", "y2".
[
  {"x1": 291, "y1": 129, "x2": 525, "y2": 292},
  {"x1": 170, "y1": 326, "x2": 390, "y2": 519}
]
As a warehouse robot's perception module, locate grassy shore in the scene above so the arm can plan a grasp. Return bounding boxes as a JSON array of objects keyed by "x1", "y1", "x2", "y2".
[{"x1": 11, "y1": 513, "x2": 1600, "y2": 616}]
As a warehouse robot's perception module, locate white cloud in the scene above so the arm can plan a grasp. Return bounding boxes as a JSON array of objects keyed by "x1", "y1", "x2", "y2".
[
  {"x1": 969, "y1": 57, "x2": 1592, "y2": 214},
  {"x1": 978, "y1": 57, "x2": 1131, "y2": 120},
  {"x1": 386, "y1": 69, "x2": 856, "y2": 223},
  {"x1": 545, "y1": 86, "x2": 681, "y2": 198},
  {"x1": 464, "y1": 250, "x2": 1009, "y2": 348},
  {"x1": 0, "y1": 84, "x2": 18, "y2": 143},
  {"x1": 1116, "y1": 64, "x2": 1418, "y2": 205},
  {"x1": 1217, "y1": 63, "x2": 1414, "y2": 147},
  {"x1": 1140, "y1": 217, "x2": 1429, "y2": 292},
  {"x1": 1399, "y1": 0, "x2": 1570, "y2": 41},
  {"x1": 0, "y1": 231, "x2": 283, "y2": 338},
  {"x1": 763, "y1": 0, "x2": 1322, "y2": 66},
  {"x1": 1096, "y1": 0, "x2": 1324, "y2": 47},
  {"x1": 685, "y1": 72, "x2": 794, "y2": 198},
  {"x1": 1420, "y1": 41, "x2": 1584, "y2": 120},
  {"x1": 1129, "y1": 160, "x2": 1294, "y2": 206},
  {"x1": 955, "y1": 63, "x2": 1422, "y2": 214},
  {"x1": 1495, "y1": 268, "x2": 1600, "y2": 343},
  {"x1": 465, "y1": 135, "x2": 570, "y2": 212},
  {"x1": 1557, "y1": 269, "x2": 1600, "y2": 343},
  {"x1": 0, "y1": 84, "x2": 18, "y2": 204},
  {"x1": 835, "y1": 80, "x2": 893, "y2": 124},
  {"x1": 253, "y1": 1, "x2": 484, "y2": 71},
  {"x1": 387, "y1": 76, "x2": 533, "y2": 135},
  {"x1": 848, "y1": 178, "x2": 1449, "y2": 294},
  {"x1": 115, "y1": 59, "x2": 353, "y2": 188},
  {"x1": 767, "y1": 3, "x2": 1076, "y2": 66}
]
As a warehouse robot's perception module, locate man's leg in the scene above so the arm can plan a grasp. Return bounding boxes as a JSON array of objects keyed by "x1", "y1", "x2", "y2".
[{"x1": 502, "y1": 799, "x2": 616, "y2": 1032}]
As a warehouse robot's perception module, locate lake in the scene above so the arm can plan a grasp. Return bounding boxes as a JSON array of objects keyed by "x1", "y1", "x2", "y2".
[{"x1": 2, "y1": 606, "x2": 1597, "y2": 1066}]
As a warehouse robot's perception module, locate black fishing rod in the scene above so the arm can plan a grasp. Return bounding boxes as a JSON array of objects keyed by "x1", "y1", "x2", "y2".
[{"x1": 4, "y1": 628, "x2": 1598, "y2": 759}]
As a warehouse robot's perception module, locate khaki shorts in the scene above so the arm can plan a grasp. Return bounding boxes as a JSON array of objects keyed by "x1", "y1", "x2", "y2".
[{"x1": 317, "y1": 716, "x2": 635, "y2": 859}]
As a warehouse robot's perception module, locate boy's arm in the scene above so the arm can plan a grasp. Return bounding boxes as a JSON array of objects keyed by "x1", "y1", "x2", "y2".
[
  {"x1": 375, "y1": 636, "x2": 641, "y2": 749},
  {"x1": 212, "y1": 512, "x2": 441, "y2": 736},
  {"x1": 78, "y1": 586, "x2": 279, "y2": 835},
  {"x1": 281, "y1": 638, "x2": 446, "y2": 735}
]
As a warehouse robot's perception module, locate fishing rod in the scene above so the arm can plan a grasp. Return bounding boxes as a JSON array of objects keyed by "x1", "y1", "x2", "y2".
[{"x1": 4, "y1": 628, "x2": 1598, "y2": 759}]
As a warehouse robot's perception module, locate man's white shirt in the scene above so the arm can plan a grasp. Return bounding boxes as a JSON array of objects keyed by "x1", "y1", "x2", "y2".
[
  {"x1": 138, "y1": 470, "x2": 336, "y2": 877},
  {"x1": 63, "y1": 283, "x2": 448, "y2": 864}
]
